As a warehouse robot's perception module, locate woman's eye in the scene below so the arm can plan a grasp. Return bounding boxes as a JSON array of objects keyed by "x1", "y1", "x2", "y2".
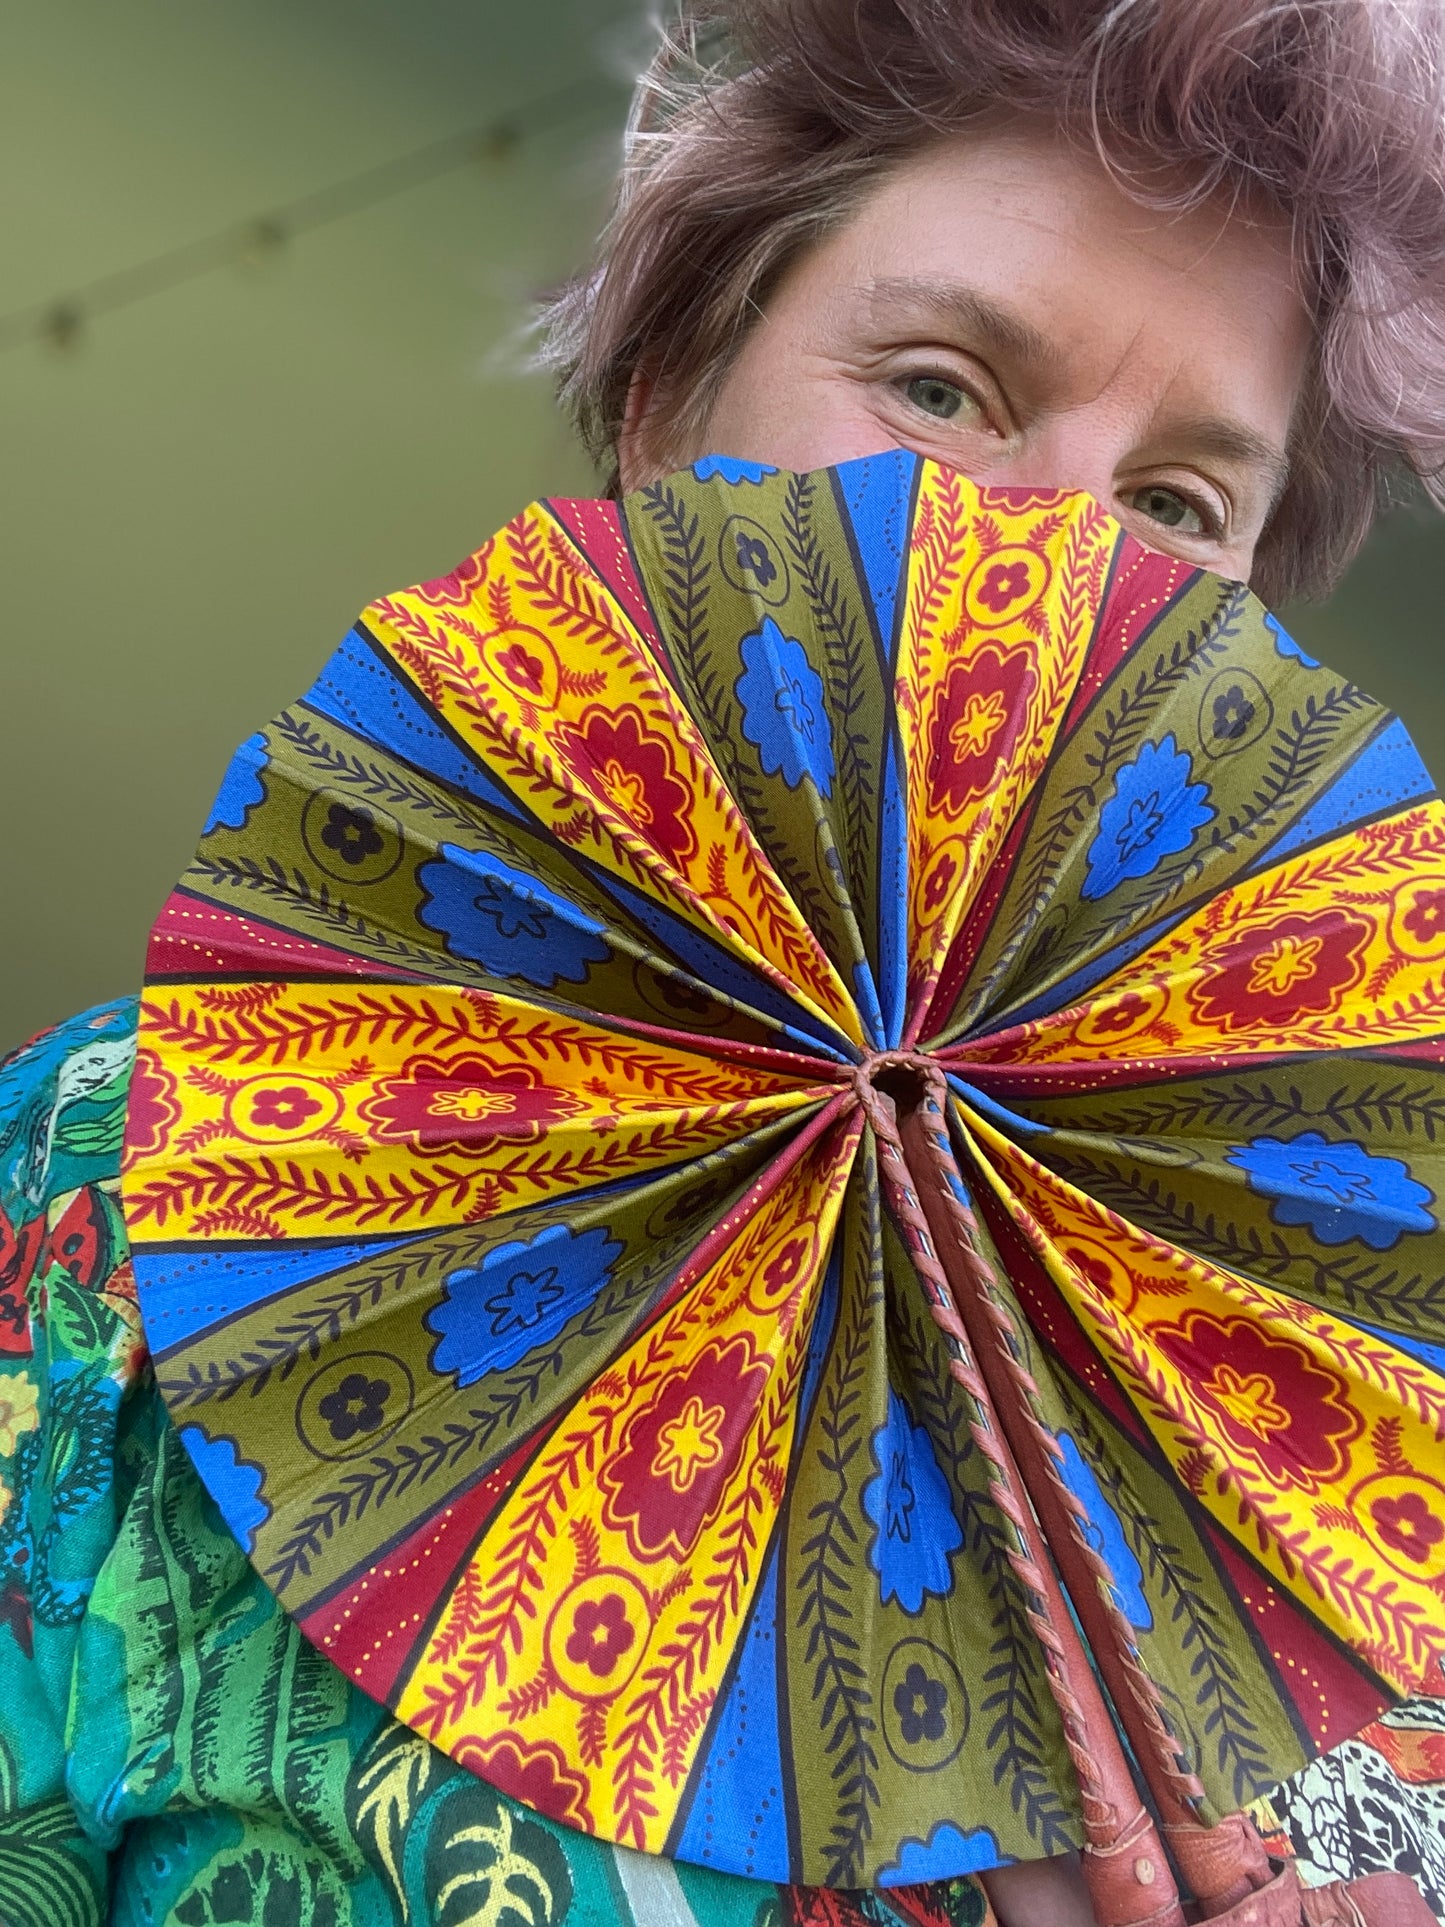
[
  {"x1": 1125, "y1": 485, "x2": 1212, "y2": 536},
  {"x1": 903, "y1": 375, "x2": 973, "y2": 422}
]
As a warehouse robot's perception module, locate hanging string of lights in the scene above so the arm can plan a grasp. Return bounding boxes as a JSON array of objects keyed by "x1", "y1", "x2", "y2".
[{"x1": 0, "y1": 73, "x2": 614, "y2": 356}]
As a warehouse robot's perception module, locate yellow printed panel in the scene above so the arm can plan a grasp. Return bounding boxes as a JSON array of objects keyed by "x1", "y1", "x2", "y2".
[
  {"x1": 967, "y1": 803, "x2": 1445, "y2": 1066},
  {"x1": 366, "y1": 508, "x2": 865, "y2": 1047},
  {"x1": 125, "y1": 983, "x2": 828, "y2": 1240},
  {"x1": 394, "y1": 1113, "x2": 861, "y2": 1851},
  {"x1": 893, "y1": 472, "x2": 1114, "y2": 1041},
  {"x1": 960, "y1": 1108, "x2": 1445, "y2": 1694}
]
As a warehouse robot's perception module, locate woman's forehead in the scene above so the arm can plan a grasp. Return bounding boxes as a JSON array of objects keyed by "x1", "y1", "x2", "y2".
[
  {"x1": 836, "y1": 126, "x2": 1303, "y2": 328},
  {"x1": 796, "y1": 125, "x2": 1311, "y2": 446}
]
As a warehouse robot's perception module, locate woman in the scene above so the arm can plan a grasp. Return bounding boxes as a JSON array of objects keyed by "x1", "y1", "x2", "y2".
[{"x1": 3, "y1": 3, "x2": 1445, "y2": 1923}]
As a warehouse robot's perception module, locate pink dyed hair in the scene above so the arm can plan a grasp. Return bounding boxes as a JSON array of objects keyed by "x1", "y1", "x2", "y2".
[{"x1": 541, "y1": 0, "x2": 1445, "y2": 604}]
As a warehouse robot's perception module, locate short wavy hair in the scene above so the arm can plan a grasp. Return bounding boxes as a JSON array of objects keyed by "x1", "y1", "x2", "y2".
[{"x1": 541, "y1": 0, "x2": 1445, "y2": 604}]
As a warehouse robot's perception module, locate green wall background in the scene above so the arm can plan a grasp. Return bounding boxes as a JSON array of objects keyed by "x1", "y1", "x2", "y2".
[
  {"x1": 3, "y1": 0, "x2": 1443, "y2": 1051},
  {"x1": 0, "y1": 0, "x2": 635, "y2": 1050}
]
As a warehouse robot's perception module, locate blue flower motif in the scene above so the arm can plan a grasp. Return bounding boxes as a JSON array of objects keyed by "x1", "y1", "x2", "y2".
[
  {"x1": 1054, "y1": 1433, "x2": 1152, "y2": 1630},
  {"x1": 179, "y1": 1426, "x2": 269, "y2": 1552},
  {"x1": 202, "y1": 733, "x2": 269, "y2": 834},
  {"x1": 1266, "y1": 612, "x2": 1319, "y2": 670},
  {"x1": 418, "y1": 845, "x2": 610, "y2": 988},
  {"x1": 691, "y1": 454, "x2": 777, "y2": 485},
  {"x1": 861, "y1": 1390, "x2": 963, "y2": 1613},
  {"x1": 426, "y1": 1224, "x2": 623, "y2": 1381},
  {"x1": 1082, "y1": 734, "x2": 1214, "y2": 900},
  {"x1": 1227, "y1": 1131, "x2": 1436, "y2": 1250},
  {"x1": 735, "y1": 617, "x2": 836, "y2": 797},
  {"x1": 878, "y1": 1823, "x2": 1005, "y2": 1886}
]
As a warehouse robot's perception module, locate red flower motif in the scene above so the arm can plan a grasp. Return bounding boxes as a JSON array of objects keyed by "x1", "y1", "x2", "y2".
[
  {"x1": 926, "y1": 645, "x2": 1037, "y2": 818},
  {"x1": 1404, "y1": 886, "x2": 1445, "y2": 948},
  {"x1": 567, "y1": 705, "x2": 697, "y2": 866},
  {"x1": 1151, "y1": 1310, "x2": 1363, "y2": 1490},
  {"x1": 0, "y1": 1205, "x2": 40, "y2": 1356},
  {"x1": 602, "y1": 1335, "x2": 770, "y2": 1561},
  {"x1": 923, "y1": 853, "x2": 957, "y2": 912},
  {"x1": 564, "y1": 1592, "x2": 636, "y2": 1678},
  {"x1": 764, "y1": 1238, "x2": 810, "y2": 1295},
  {"x1": 452, "y1": 1733, "x2": 591, "y2": 1828},
  {"x1": 982, "y1": 485, "x2": 1069, "y2": 513},
  {"x1": 976, "y1": 560, "x2": 1033, "y2": 613},
  {"x1": 494, "y1": 641, "x2": 545, "y2": 693},
  {"x1": 44, "y1": 1185, "x2": 116, "y2": 1291},
  {"x1": 1087, "y1": 989, "x2": 1151, "y2": 1036},
  {"x1": 360, "y1": 1054, "x2": 582, "y2": 1156},
  {"x1": 124, "y1": 1048, "x2": 182, "y2": 1161},
  {"x1": 249, "y1": 1085, "x2": 324, "y2": 1132},
  {"x1": 1188, "y1": 909, "x2": 1373, "y2": 1033},
  {"x1": 1373, "y1": 1491, "x2": 1444, "y2": 1563},
  {"x1": 416, "y1": 550, "x2": 487, "y2": 607},
  {"x1": 1062, "y1": 1244, "x2": 1118, "y2": 1300}
]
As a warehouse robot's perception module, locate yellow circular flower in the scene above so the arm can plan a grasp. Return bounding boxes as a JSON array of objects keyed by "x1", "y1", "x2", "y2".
[{"x1": 0, "y1": 1375, "x2": 41, "y2": 1458}]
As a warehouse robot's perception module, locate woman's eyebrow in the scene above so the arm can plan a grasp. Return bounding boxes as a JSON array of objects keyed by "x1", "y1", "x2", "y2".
[
  {"x1": 1161, "y1": 417, "x2": 1293, "y2": 516},
  {"x1": 853, "y1": 276, "x2": 1064, "y2": 371}
]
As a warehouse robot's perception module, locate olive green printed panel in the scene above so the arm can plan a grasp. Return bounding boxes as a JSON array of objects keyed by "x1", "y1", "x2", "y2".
[
  {"x1": 1031, "y1": 1126, "x2": 1445, "y2": 1344},
  {"x1": 270, "y1": 696, "x2": 682, "y2": 947},
  {"x1": 163, "y1": 1114, "x2": 802, "y2": 1616},
  {"x1": 944, "y1": 577, "x2": 1386, "y2": 1040},
  {"x1": 779, "y1": 1159, "x2": 890, "y2": 1889},
  {"x1": 185, "y1": 705, "x2": 504, "y2": 985},
  {"x1": 780, "y1": 1152, "x2": 1077, "y2": 1889},
  {"x1": 772, "y1": 467, "x2": 892, "y2": 971},
  {"x1": 1009, "y1": 1055, "x2": 1445, "y2": 1145},
  {"x1": 1040, "y1": 1360, "x2": 1308, "y2": 1814},
  {"x1": 945, "y1": 1170, "x2": 1307, "y2": 1812},
  {"x1": 878, "y1": 1209, "x2": 1078, "y2": 1862},
  {"x1": 1012, "y1": 1054, "x2": 1445, "y2": 1337},
  {"x1": 183, "y1": 703, "x2": 806, "y2": 1052},
  {"x1": 623, "y1": 467, "x2": 891, "y2": 1013}
]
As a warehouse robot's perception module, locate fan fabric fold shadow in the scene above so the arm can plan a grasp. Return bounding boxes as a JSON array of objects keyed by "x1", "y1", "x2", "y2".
[{"x1": 122, "y1": 452, "x2": 1445, "y2": 1891}]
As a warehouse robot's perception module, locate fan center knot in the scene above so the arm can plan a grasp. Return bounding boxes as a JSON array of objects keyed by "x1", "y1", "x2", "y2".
[{"x1": 853, "y1": 1048, "x2": 939, "y2": 1116}]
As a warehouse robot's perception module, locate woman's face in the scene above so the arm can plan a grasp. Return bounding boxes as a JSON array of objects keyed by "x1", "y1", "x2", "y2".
[{"x1": 622, "y1": 124, "x2": 1312, "y2": 584}]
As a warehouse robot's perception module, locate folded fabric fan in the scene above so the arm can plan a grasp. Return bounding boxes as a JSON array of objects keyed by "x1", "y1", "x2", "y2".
[{"x1": 122, "y1": 452, "x2": 1445, "y2": 1892}]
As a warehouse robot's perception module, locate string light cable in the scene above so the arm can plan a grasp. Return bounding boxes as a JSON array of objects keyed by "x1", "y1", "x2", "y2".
[{"x1": 0, "y1": 72, "x2": 617, "y2": 355}]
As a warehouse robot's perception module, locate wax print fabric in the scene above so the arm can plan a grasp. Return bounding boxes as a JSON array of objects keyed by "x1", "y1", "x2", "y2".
[
  {"x1": 2, "y1": 1005, "x2": 1441, "y2": 1926},
  {"x1": 0, "y1": 999, "x2": 996, "y2": 1927},
  {"x1": 123, "y1": 455, "x2": 1445, "y2": 1891}
]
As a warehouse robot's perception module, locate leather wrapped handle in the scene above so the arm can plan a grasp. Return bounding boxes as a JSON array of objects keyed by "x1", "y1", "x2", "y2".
[
  {"x1": 857, "y1": 1070, "x2": 1187, "y2": 1927},
  {"x1": 900, "y1": 1086, "x2": 1274, "y2": 1919}
]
